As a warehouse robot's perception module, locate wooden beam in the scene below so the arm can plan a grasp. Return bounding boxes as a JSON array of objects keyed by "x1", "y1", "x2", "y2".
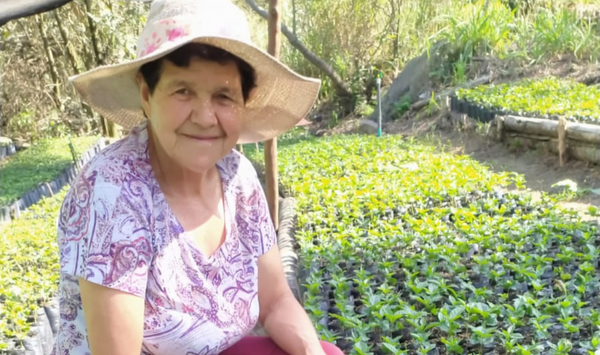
[
  {"x1": 503, "y1": 115, "x2": 559, "y2": 137},
  {"x1": 0, "y1": 0, "x2": 73, "y2": 27},
  {"x1": 264, "y1": 0, "x2": 281, "y2": 230},
  {"x1": 566, "y1": 121, "x2": 600, "y2": 144}
]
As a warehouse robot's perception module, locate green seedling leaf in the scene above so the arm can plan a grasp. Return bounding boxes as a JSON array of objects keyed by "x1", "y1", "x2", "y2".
[{"x1": 381, "y1": 343, "x2": 400, "y2": 354}]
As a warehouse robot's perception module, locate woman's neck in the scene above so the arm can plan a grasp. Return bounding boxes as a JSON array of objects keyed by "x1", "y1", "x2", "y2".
[{"x1": 147, "y1": 125, "x2": 217, "y2": 198}]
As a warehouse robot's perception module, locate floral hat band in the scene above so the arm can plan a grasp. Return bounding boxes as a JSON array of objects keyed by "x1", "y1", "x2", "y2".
[
  {"x1": 136, "y1": 2, "x2": 252, "y2": 59},
  {"x1": 68, "y1": 0, "x2": 321, "y2": 144}
]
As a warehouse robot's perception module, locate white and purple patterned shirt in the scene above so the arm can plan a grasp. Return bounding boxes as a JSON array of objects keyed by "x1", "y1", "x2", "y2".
[{"x1": 51, "y1": 122, "x2": 276, "y2": 355}]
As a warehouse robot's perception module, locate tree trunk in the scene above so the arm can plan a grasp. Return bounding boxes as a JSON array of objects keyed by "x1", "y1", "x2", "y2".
[
  {"x1": 52, "y1": 8, "x2": 92, "y2": 132},
  {"x1": 35, "y1": 14, "x2": 61, "y2": 109},
  {"x1": 53, "y1": 10, "x2": 78, "y2": 74},
  {"x1": 82, "y1": 0, "x2": 101, "y2": 66},
  {"x1": 244, "y1": 0, "x2": 353, "y2": 98},
  {"x1": 264, "y1": 0, "x2": 281, "y2": 231},
  {"x1": 82, "y1": 0, "x2": 116, "y2": 137},
  {"x1": 389, "y1": 0, "x2": 401, "y2": 59}
]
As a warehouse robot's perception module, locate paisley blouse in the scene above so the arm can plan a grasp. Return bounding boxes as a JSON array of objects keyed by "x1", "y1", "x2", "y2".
[{"x1": 51, "y1": 122, "x2": 276, "y2": 355}]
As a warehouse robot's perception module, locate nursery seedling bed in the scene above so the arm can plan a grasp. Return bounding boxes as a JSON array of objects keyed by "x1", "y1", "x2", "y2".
[
  {"x1": 0, "y1": 190, "x2": 66, "y2": 351},
  {"x1": 455, "y1": 77, "x2": 600, "y2": 125},
  {"x1": 0, "y1": 136, "x2": 100, "y2": 206},
  {"x1": 254, "y1": 134, "x2": 600, "y2": 355}
]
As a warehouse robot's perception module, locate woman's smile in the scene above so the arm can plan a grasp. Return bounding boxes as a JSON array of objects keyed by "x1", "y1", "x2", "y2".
[{"x1": 181, "y1": 133, "x2": 221, "y2": 142}]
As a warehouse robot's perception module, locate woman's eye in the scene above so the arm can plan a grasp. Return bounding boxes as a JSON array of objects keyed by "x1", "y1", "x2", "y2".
[
  {"x1": 217, "y1": 94, "x2": 231, "y2": 101},
  {"x1": 175, "y1": 88, "x2": 190, "y2": 95}
]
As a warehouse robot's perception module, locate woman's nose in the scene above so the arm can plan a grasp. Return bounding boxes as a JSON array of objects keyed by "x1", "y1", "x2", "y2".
[{"x1": 190, "y1": 97, "x2": 218, "y2": 127}]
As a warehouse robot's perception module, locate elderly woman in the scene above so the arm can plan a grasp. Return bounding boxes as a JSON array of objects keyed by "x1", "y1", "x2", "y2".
[{"x1": 51, "y1": 1, "x2": 343, "y2": 355}]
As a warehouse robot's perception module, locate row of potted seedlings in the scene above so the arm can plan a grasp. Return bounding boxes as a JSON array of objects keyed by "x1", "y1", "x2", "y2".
[
  {"x1": 268, "y1": 134, "x2": 600, "y2": 355},
  {"x1": 451, "y1": 76, "x2": 600, "y2": 125}
]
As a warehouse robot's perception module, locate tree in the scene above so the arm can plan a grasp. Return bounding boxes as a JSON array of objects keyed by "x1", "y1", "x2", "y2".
[{"x1": 244, "y1": 0, "x2": 353, "y2": 99}]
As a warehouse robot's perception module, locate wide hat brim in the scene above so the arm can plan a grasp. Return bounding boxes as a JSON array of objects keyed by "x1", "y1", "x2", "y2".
[{"x1": 69, "y1": 36, "x2": 321, "y2": 144}]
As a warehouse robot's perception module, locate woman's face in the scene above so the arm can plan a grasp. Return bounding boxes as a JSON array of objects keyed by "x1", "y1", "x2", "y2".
[{"x1": 139, "y1": 57, "x2": 244, "y2": 172}]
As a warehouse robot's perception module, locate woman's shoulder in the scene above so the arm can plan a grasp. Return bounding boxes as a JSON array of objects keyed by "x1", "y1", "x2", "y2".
[
  {"x1": 219, "y1": 150, "x2": 261, "y2": 192},
  {"x1": 59, "y1": 125, "x2": 154, "y2": 229},
  {"x1": 78, "y1": 124, "x2": 154, "y2": 190}
]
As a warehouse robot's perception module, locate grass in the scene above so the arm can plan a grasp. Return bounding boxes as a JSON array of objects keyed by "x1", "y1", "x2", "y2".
[{"x1": 0, "y1": 136, "x2": 100, "y2": 206}]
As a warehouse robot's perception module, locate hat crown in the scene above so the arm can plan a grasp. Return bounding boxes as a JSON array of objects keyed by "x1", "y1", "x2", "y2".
[{"x1": 136, "y1": 0, "x2": 252, "y2": 58}]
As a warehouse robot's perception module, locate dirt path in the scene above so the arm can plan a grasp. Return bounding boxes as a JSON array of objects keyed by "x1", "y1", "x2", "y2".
[{"x1": 384, "y1": 116, "x2": 600, "y2": 223}]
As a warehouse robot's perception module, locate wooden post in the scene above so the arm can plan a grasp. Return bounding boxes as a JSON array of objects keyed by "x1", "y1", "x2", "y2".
[
  {"x1": 558, "y1": 117, "x2": 567, "y2": 166},
  {"x1": 265, "y1": 0, "x2": 281, "y2": 230},
  {"x1": 496, "y1": 116, "x2": 505, "y2": 141}
]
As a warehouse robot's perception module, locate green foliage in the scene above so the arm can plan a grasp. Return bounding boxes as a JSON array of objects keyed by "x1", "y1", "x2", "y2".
[
  {"x1": 0, "y1": 190, "x2": 66, "y2": 343},
  {"x1": 1, "y1": 0, "x2": 149, "y2": 140},
  {"x1": 430, "y1": 0, "x2": 600, "y2": 84},
  {"x1": 355, "y1": 102, "x2": 376, "y2": 118},
  {"x1": 259, "y1": 133, "x2": 600, "y2": 352},
  {"x1": 0, "y1": 136, "x2": 100, "y2": 205},
  {"x1": 457, "y1": 76, "x2": 600, "y2": 122},
  {"x1": 4, "y1": 0, "x2": 600, "y2": 134},
  {"x1": 529, "y1": 8, "x2": 600, "y2": 62},
  {"x1": 392, "y1": 96, "x2": 411, "y2": 120}
]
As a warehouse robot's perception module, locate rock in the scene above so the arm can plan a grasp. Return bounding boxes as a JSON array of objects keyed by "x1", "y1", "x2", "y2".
[
  {"x1": 549, "y1": 179, "x2": 578, "y2": 195},
  {"x1": 368, "y1": 43, "x2": 438, "y2": 123},
  {"x1": 0, "y1": 136, "x2": 12, "y2": 146},
  {"x1": 357, "y1": 119, "x2": 379, "y2": 135},
  {"x1": 427, "y1": 348, "x2": 440, "y2": 355}
]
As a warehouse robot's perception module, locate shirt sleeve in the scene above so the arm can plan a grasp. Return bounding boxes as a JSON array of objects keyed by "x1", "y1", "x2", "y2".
[
  {"x1": 57, "y1": 170, "x2": 154, "y2": 298},
  {"x1": 235, "y1": 156, "x2": 277, "y2": 257}
]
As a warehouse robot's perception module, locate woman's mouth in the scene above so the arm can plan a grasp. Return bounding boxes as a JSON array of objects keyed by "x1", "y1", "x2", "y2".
[{"x1": 183, "y1": 134, "x2": 219, "y2": 141}]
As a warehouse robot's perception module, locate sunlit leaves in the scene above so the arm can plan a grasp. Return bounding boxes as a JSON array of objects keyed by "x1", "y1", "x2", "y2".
[
  {"x1": 0, "y1": 136, "x2": 100, "y2": 205},
  {"x1": 0, "y1": 190, "x2": 67, "y2": 343},
  {"x1": 458, "y1": 76, "x2": 600, "y2": 123}
]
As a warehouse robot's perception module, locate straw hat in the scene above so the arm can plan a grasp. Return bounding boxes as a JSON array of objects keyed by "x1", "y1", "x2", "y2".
[{"x1": 69, "y1": 0, "x2": 321, "y2": 144}]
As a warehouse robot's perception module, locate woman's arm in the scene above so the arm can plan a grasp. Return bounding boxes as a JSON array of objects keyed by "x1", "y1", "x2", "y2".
[
  {"x1": 79, "y1": 278, "x2": 146, "y2": 355},
  {"x1": 258, "y1": 246, "x2": 326, "y2": 355}
]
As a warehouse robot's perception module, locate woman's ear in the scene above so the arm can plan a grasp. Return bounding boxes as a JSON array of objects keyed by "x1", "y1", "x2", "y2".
[{"x1": 137, "y1": 72, "x2": 151, "y2": 118}]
